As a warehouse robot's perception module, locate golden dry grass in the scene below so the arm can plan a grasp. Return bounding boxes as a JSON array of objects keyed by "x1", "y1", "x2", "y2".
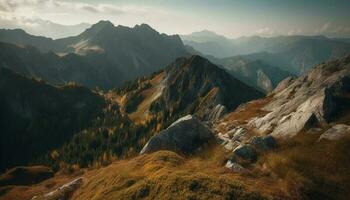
[
  {"x1": 70, "y1": 148, "x2": 286, "y2": 200},
  {"x1": 256, "y1": 133, "x2": 350, "y2": 200},
  {"x1": 128, "y1": 72, "x2": 165, "y2": 123},
  {"x1": 0, "y1": 172, "x2": 81, "y2": 200},
  {"x1": 223, "y1": 96, "x2": 272, "y2": 125}
]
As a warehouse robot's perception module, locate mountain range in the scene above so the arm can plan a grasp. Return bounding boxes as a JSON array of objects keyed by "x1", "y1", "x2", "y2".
[
  {"x1": 1, "y1": 21, "x2": 350, "y2": 93},
  {"x1": 1, "y1": 20, "x2": 350, "y2": 200},
  {"x1": 1, "y1": 53, "x2": 349, "y2": 200},
  {"x1": 0, "y1": 21, "x2": 189, "y2": 89},
  {"x1": 181, "y1": 30, "x2": 350, "y2": 74},
  {"x1": 0, "y1": 54, "x2": 261, "y2": 172}
]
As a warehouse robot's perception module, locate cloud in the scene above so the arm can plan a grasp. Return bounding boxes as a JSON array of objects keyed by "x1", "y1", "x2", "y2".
[
  {"x1": 315, "y1": 22, "x2": 350, "y2": 37},
  {"x1": 0, "y1": 0, "x2": 138, "y2": 19},
  {"x1": 0, "y1": 0, "x2": 168, "y2": 25},
  {"x1": 0, "y1": 0, "x2": 195, "y2": 37},
  {"x1": 0, "y1": 15, "x2": 90, "y2": 38},
  {"x1": 254, "y1": 27, "x2": 275, "y2": 36},
  {"x1": 0, "y1": 0, "x2": 47, "y2": 12}
]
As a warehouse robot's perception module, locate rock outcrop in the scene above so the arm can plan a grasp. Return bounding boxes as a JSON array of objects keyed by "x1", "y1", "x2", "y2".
[
  {"x1": 140, "y1": 115, "x2": 214, "y2": 154},
  {"x1": 319, "y1": 124, "x2": 350, "y2": 141},
  {"x1": 249, "y1": 55, "x2": 350, "y2": 138},
  {"x1": 233, "y1": 144, "x2": 257, "y2": 163},
  {"x1": 225, "y1": 159, "x2": 244, "y2": 172},
  {"x1": 32, "y1": 177, "x2": 83, "y2": 200}
]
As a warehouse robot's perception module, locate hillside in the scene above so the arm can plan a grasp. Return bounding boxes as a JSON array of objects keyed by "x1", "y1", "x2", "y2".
[
  {"x1": 210, "y1": 55, "x2": 350, "y2": 199},
  {"x1": 0, "y1": 42, "x2": 123, "y2": 89},
  {"x1": 114, "y1": 55, "x2": 263, "y2": 124},
  {"x1": 0, "y1": 67, "x2": 105, "y2": 171},
  {"x1": 1, "y1": 56, "x2": 350, "y2": 200},
  {"x1": 0, "y1": 29, "x2": 65, "y2": 52}
]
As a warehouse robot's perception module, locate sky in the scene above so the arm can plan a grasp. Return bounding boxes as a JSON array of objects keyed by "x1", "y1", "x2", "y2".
[{"x1": 0, "y1": 0, "x2": 350, "y2": 38}]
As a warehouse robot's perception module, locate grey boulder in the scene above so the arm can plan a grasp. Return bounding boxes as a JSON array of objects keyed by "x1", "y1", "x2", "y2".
[
  {"x1": 140, "y1": 115, "x2": 214, "y2": 154},
  {"x1": 319, "y1": 124, "x2": 350, "y2": 141},
  {"x1": 250, "y1": 135, "x2": 277, "y2": 151},
  {"x1": 233, "y1": 144, "x2": 257, "y2": 162}
]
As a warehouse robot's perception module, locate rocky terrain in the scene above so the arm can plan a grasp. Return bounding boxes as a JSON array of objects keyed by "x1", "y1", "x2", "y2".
[
  {"x1": 248, "y1": 55, "x2": 350, "y2": 138},
  {"x1": 0, "y1": 52, "x2": 350, "y2": 199}
]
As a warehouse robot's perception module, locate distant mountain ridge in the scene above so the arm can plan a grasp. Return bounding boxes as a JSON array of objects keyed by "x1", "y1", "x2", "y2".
[
  {"x1": 181, "y1": 31, "x2": 350, "y2": 74},
  {"x1": 0, "y1": 21, "x2": 189, "y2": 89},
  {"x1": 0, "y1": 42, "x2": 123, "y2": 89},
  {"x1": 215, "y1": 56, "x2": 293, "y2": 93}
]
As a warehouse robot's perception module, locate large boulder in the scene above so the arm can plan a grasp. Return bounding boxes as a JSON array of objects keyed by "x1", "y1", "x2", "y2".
[
  {"x1": 140, "y1": 115, "x2": 214, "y2": 154},
  {"x1": 233, "y1": 144, "x2": 257, "y2": 163},
  {"x1": 319, "y1": 124, "x2": 350, "y2": 141},
  {"x1": 250, "y1": 135, "x2": 277, "y2": 151}
]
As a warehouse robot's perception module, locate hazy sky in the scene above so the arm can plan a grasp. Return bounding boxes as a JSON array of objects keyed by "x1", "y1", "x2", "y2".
[{"x1": 0, "y1": 0, "x2": 350, "y2": 38}]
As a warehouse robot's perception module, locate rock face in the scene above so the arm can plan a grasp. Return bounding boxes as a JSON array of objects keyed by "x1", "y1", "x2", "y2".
[
  {"x1": 148, "y1": 55, "x2": 263, "y2": 120},
  {"x1": 32, "y1": 177, "x2": 83, "y2": 200},
  {"x1": 249, "y1": 55, "x2": 350, "y2": 138},
  {"x1": 207, "y1": 104, "x2": 227, "y2": 121},
  {"x1": 140, "y1": 115, "x2": 214, "y2": 154},
  {"x1": 319, "y1": 124, "x2": 350, "y2": 141}
]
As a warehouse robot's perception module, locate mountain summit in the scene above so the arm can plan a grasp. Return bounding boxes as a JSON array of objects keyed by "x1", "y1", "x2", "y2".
[{"x1": 116, "y1": 55, "x2": 263, "y2": 123}]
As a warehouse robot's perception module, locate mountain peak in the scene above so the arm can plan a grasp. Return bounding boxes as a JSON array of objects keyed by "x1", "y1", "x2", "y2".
[
  {"x1": 93, "y1": 20, "x2": 114, "y2": 28},
  {"x1": 88, "y1": 20, "x2": 114, "y2": 31},
  {"x1": 80, "y1": 20, "x2": 115, "y2": 38},
  {"x1": 133, "y1": 23, "x2": 157, "y2": 33}
]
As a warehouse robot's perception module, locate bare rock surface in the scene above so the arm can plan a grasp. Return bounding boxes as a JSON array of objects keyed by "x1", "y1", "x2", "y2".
[
  {"x1": 249, "y1": 55, "x2": 350, "y2": 138},
  {"x1": 32, "y1": 177, "x2": 83, "y2": 200},
  {"x1": 140, "y1": 115, "x2": 214, "y2": 154},
  {"x1": 225, "y1": 160, "x2": 244, "y2": 172},
  {"x1": 319, "y1": 124, "x2": 350, "y2": 141}
]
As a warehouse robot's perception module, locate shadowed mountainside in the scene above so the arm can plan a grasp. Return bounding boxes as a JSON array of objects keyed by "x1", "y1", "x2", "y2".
[
  {"x1": 0, "y1": 21, "x2": 189, "y2": 89},
  {"x1": 0, "y1": 67, "x2": 105, "y2": 171}
]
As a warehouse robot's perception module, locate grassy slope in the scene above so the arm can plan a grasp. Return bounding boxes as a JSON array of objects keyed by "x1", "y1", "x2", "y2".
[
  {"x1": 71, "y1": 150, "x2": 283, "y2": 200},
  {"x1": 257, "y1": 134, "x2": 350, "y2": 200}
]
